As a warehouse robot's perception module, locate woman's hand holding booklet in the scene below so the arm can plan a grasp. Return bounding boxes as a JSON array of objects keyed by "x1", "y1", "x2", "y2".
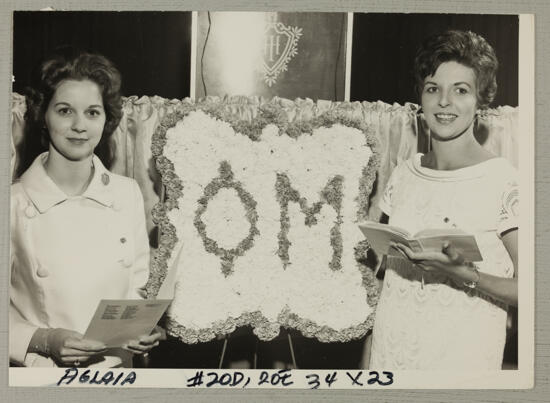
[{"x1": 358, "y1": 221, "x2": 483, "y2": 262}]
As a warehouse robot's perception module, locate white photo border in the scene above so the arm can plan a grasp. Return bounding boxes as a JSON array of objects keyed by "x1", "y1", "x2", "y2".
[{"x1": 1, "y1": 0, "x2": 546, "y2": 401}]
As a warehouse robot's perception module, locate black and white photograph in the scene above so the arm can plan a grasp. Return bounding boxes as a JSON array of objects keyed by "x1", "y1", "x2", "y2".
[{"x1": 5, "y1": 5, "x2": 536, "y2": 392}]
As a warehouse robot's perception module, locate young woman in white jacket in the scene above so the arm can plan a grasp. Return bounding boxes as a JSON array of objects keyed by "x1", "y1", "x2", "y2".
[{"x1": 10, "y1": 49, "x2": 163, "y2": 367}]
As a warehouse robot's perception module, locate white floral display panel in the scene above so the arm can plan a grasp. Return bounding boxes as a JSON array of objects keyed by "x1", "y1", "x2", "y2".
[{"x1": 147, "y1": 101, "x2": 380, "y2": 343}]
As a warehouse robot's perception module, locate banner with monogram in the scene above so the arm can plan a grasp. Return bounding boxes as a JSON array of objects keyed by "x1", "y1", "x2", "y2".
[{"x1": 194, "y1": 12, "x2": 347, "y2": 101}]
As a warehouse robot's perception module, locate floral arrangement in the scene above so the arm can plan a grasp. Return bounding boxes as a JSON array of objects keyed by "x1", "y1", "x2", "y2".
[{"x1": 146, "y1": 98, "x2": 380, "y2": 343}]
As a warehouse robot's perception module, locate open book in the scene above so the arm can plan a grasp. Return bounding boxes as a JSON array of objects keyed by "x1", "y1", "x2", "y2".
[{"x1": 358, "y1": 221, "x2": 483, "y2": 262}]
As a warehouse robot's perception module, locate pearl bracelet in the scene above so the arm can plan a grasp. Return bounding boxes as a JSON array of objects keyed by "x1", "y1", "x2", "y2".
[{"x1": 463, "y1": 263, "x2": 481, "y2": 289}]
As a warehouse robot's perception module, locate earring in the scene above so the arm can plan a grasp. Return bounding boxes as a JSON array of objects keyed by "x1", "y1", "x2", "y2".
[
  {"x1": 416, "y1": 106, "x2": 430, "y2": 152},
  {"x1": 474, "y1": 110, "x2": 482, "y2": 130}
]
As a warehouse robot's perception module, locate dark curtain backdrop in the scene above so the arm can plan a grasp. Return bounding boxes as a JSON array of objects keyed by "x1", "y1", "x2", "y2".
[
  {"x1": 13, "y1": 12, "x2": 517, "y2": 106},
  {"x1": 351, "y1": 13, "x2": 519, "y2": 107},
  {"x1": 13, "y1": 11, "x2": 192, "y2": 99}
]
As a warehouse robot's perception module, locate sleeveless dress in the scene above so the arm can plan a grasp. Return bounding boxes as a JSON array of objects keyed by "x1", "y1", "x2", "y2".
[{"x1": 370, "y1": 154, "x2": 518, "y2": 370}]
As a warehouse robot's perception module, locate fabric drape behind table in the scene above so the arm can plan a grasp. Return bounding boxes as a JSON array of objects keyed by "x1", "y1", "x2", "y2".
[{"x1": 10, "y1": 93, "x2": 519, "y2": 237}]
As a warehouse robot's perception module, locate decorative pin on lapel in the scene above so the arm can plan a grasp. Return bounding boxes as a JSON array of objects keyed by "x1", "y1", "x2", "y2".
[{"x1": 102, "y1": 173, "x2": 110, "y2": 185}]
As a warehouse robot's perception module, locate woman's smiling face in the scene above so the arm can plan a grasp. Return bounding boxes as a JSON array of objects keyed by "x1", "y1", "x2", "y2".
[
  {"x1": 45, "y1": 79, "x2": 106, "y2": 162},
  {"x1": 421, "y1": 61, "x2": 478, "y2": 141}
]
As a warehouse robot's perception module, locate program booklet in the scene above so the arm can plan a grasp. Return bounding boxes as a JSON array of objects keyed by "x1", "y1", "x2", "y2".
[
  {"x1": 358, "y1": 221, "x2": 483, "y2": 262},
  {"x1": 84, "y1": 299, "x2": 172, "y2": 347}
]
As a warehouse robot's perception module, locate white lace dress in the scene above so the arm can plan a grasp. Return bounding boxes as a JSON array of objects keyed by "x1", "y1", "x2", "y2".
[{"x1": 369, "y1": 154, "x2": 518, "y2": 370}]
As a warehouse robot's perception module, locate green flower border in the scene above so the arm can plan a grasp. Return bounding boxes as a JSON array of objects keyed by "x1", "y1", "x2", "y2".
[{"x1": 145, "y1": 98, "x2": 381, "y2": 343}]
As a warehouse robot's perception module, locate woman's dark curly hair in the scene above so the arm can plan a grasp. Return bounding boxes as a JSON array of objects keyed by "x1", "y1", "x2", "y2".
[
  {"x1": 16, "y1": 47, "x2": 122, "y2": 178},
  {"x1": 413, "y1": 30, "x2": 498, "y2": 109}
]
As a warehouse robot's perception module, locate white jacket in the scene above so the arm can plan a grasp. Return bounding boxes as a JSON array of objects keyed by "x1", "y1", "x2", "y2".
[{"x1": 10, "y1": 152, "x2": 150, "y2": 367}]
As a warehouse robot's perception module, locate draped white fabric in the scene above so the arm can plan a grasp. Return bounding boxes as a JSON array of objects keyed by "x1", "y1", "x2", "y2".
[{"x1": 11, "y1": 93, "x2": 519, "y2": 233}]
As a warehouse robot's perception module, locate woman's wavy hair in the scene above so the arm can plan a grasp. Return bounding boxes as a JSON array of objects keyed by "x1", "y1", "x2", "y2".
[
  {"x1": 16, "y1": 47, "x2": 122, "y2": 178},
  {"x1": 413, "y1": 30, "x2": 498, "y2": 109}
]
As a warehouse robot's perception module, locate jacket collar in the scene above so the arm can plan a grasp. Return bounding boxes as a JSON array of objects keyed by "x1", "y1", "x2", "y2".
[{"x1": 19, "y1": 152, "x2": 114, "y2": 213}]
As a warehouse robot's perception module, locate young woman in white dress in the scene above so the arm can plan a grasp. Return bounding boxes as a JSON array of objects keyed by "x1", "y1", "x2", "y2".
[{"x1": 369, "y1": 30, "x2": 518, "y2": 370}]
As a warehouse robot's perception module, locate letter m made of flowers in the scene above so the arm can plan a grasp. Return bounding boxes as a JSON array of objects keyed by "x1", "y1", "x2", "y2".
[{"x1": 275, "y1": 173, "x2": 344, "y2": 271}]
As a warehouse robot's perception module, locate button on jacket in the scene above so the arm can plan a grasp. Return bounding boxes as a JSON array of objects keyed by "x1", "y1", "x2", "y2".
[{"x1": 10, "y1": 152, "x2": 150, "y2": 367}]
